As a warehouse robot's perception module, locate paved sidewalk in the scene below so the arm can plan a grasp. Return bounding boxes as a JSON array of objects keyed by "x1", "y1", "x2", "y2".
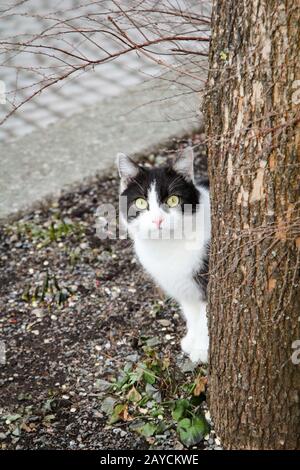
[
  {"x1": 0, "y1": 70, "x2": 204, "y2": 219},
  {"x1": 0, "y1": 0, "x2": 210, "y2": 141},
  {"x1": 0, "y1": 0, "x2": 159, "y2": 141}
]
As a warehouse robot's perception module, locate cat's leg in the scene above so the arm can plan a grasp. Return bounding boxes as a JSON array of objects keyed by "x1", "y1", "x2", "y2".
[{"x1": 180, "y1": 300, "x2": 209, "y2": 363}]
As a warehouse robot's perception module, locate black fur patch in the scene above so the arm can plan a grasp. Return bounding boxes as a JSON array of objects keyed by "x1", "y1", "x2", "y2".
[
  {"x1": 193, "y1": 243, "x2": 210, "y2": 300},
  {"x1": 120, "y1": 165, "x2": 200, "y2": 219}
]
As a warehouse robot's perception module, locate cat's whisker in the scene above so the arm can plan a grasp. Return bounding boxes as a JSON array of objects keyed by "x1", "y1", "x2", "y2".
[
  {"x1": 168, "y1": 175, "x2": 183, "y2": 193},
  {"x1": 131, "y1": 177, "x2": 146, "y2": 196}
]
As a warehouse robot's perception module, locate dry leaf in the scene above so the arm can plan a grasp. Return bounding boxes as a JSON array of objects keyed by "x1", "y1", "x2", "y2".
[{"x1": 193, "y1": 375, "x2": 207, "y2": 396}]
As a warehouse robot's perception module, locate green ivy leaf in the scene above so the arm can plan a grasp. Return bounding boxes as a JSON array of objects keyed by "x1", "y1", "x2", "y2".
[
  {"x1": 108, "y1": 403, "x2": 127, "y2": 424},
  {"x1": 126, "y1": 386, "x2": 142, "y2": 403},
  {"x1": 178, "y1": 415, "x2": 209, "y2": 447},
  {"x1": 172, "y1": 399, "x2": 190, "y2": 421},
  {"x1": 138, "y1": 422, "x2": 157, "y2": 437},
  {"x1": 143, "y1": 370, "x2": 156, "y2": 385}
]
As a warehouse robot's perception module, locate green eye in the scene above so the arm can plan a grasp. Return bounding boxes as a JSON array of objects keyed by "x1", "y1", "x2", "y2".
[
  {"x1": 135, "y1": 197, "x2": 148, "y2": 210},
  {"x1": 166, "y1": 195, "x2": 180, "y2": 208}
]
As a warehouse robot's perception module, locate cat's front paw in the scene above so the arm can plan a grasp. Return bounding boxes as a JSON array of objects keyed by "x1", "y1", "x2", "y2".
[{"x1": 181, "y1": 334, "x2": 208, "y2": 364}]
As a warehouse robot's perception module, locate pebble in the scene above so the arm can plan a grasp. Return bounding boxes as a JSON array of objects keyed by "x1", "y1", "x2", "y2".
[
  {"x1": 33, "y1": 308, "x2": 44, "y2": 318},
  {"x1": 125, "y1": 353, "x2": 139, "y2": 363},
  {"x1": 158, "y1": 319, "x2": 171, "y2": 327}
]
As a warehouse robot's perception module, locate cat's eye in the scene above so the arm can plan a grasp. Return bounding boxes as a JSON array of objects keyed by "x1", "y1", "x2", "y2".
[
  {"x1": 166, "y1": 195, "x2": 180, "y2": 208},
  {"x1": 135, "y1": 197, "x2": 148, "y2": 210}
]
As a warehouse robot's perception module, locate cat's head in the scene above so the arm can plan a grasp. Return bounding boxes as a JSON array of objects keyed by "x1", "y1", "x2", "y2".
[{"x1": 117, "y1": 148, "x2": 200, "y2": 240}]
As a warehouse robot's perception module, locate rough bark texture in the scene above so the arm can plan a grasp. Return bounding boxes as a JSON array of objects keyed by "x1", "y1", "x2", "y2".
[{"x1": 205, "y1": 0, "x2": 300, "y2": 449}]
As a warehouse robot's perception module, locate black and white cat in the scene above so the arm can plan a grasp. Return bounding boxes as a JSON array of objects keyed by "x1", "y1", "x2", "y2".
[{"x1": 117, "y1": 148, "x2": 210, "y2": 363}]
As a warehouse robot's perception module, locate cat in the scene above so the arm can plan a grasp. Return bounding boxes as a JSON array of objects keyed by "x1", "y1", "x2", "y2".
[{"x1": 117, "y1": 148, "x2": 210, "y2": 363}]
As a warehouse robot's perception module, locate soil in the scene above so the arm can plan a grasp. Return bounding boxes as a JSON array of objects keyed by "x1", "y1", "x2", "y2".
[{"x1": 0, "y1": 133, "x2": 220, "y2": 450}]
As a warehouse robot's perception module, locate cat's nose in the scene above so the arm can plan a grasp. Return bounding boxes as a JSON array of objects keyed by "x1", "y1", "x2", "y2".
[{"x1": 152, "y1": 217, "x2": 164, "y2": 228}]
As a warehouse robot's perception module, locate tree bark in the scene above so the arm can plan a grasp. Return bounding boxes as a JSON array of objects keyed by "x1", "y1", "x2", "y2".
[{"x1": 205, "y1": 0, "x2": 300, "y2": 449}]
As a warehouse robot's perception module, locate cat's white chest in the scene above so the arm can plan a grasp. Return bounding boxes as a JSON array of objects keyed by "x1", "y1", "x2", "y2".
[{"x1": 134, "y1": 238, "x2": 202, "y2": 302}]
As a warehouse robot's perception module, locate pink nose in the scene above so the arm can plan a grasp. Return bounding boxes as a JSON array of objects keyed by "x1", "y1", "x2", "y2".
[{"x1": 152, "y1": 217, "x2": 163, "y2": 228}]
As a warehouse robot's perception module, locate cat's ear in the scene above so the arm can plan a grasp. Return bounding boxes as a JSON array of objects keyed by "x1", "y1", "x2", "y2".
[
  {"x1": 116, "y1": 153, "x2": 139, "y2": 183},
  {"x1": 173, "y1": 147, "x2": 194, "y2": 182}
]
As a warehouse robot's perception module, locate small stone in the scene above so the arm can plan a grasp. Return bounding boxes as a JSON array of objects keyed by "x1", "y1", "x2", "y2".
[
  {"x1": 158, "y1": 319, "x2": 171, "y2": 327},
  {"x1": 51, "y1": 315, "x2": 57, "y2": 321},
  {"x1": 31, "y1": 330, "x2": 39, "y2": 336},
  {"x1": 215, "y1": 437, "x2": 221, "y2": 446},
  {"x1": 32, "y1": 308, "x2": 44, "y2": 318},
  {"x1": 125, "y1": 353, "x2": 139, "y2": 363},
  {"x1": 70, "y1": 407, "x2": 76, "y2": 413},
  {"x1": 120, "y1": 430, "x2": 127, "y2": 437}
]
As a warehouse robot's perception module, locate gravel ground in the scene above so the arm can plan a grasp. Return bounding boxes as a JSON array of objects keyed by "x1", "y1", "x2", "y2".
[{"x1": 0, "y1": 133, "x2": 221, "y2": 450}]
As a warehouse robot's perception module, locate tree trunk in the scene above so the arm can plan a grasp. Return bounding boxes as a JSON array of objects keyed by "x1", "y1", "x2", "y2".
[{"x1": 205, "y1": 0, "x2": 300, "y2": 449}]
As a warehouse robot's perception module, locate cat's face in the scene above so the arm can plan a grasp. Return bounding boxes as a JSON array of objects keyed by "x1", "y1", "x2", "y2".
[{"x1": 117, "y1": 149, "x2": 200, "y2": 240}]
